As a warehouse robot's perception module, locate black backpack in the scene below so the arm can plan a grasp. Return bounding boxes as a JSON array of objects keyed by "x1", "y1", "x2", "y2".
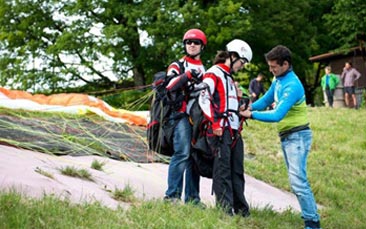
[
  {"x1": 189, "y1": 84, "x2": 217, "y2": 178},
  {"x1": 146, "y1": 61, "x2": 185, "y2": 156}
]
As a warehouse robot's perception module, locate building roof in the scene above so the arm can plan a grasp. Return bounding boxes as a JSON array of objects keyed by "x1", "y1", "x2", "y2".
[{"x1": 309, "y1": 46, "x2": 365, "y2": 62}]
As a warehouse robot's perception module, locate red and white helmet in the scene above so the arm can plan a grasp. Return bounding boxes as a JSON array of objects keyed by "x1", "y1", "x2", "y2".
[
  {"x1": 226, "y1": 39, "x2": 252, "y2": 62},
  {"x1": 183, "y1": 29, "x2": 207, "y2": 46}
]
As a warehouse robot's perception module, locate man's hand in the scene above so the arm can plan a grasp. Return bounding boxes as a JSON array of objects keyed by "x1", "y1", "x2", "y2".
[
  {"x1": 190, "y1": 69, "x2": 203, "y2": 82},
  {"x1": 240, "y1": 110, "x2": 252, "y2": 119},
  {"x1": 213, "y1": 127, "x2": 223, "y2": 136}
]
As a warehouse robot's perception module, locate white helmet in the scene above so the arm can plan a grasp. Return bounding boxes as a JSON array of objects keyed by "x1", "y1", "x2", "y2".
[{"x1": 226, "y1": 39, "x2": 252, "y2": 62}]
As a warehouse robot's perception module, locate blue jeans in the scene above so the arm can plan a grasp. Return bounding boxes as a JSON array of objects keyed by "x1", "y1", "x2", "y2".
[
  {"x1": 165, "y1": 115, "x2": 200, "y2": 203},
  {"x1": 280, "y1": 129, "x2": 320, "y2": 222}
]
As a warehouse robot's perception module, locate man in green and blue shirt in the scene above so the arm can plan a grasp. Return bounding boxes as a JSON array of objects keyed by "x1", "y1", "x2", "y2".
[
  {"x1": 321, "y1": 66, "x2": 339, "y2": 107},
  {"x1": 241, "y1": 45, "x2": 321, "y2": 229}
]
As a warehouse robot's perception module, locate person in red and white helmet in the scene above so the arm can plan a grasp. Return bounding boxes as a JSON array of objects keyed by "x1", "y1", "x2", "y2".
[
  {"x1": 163, "y1": 29, "x2": 207, "y2": 205},
  {"x1": 199, "y1": 39, "x2": 252, "y2": 217},
  {"x1": 182, "y1": 28, "x2": 207, "y2": 58}
]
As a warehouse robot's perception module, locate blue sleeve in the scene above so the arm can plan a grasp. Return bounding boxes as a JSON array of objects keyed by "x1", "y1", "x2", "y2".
[
  {"x1": 251, "y1": 81, "x2": 275, "y2": 110},
  {"x1": 252, "y1": 82, "x2": 303, "y2": 122}
]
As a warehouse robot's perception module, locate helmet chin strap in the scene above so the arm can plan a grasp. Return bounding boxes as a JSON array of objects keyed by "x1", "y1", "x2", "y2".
[{"x1": 230, "y1": 56, "x2": 240, "y2": 73}]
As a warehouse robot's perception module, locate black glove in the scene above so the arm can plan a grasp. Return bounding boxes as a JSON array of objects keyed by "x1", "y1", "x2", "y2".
[{"x1": 190, "y1": 69, "x2": 203, "y2": 82}]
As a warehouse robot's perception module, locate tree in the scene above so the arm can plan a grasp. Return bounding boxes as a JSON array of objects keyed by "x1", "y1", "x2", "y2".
[
  {"x1": 243, "y1": 0, "x2": 336, "y2": 105},
  {"x1": 0, "y1": 0, "x2": 252, "y2": 92},
  {"x1": 0, "y1": 0, "x2": 345, "y2": 104},
  {"x1": 324, "y1": 0, "x2": 366, "y2": 49},
  {"x1": 0, "y1": 0, "x2": 64, "y2": 91}
]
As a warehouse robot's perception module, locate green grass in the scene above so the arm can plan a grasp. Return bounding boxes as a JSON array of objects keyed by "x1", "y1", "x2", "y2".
[
  {"x1": 243, "y1": 107, "x2": 366, "y2": 229},
  {"x1": 34, "y1": 167, "x2": 54, "y2": 179},
  {"x1": 112, "y1": 184, "x2": 137, "y2": 203},
  {"x1": 59, "y1": 166, "x2": 94, "y2": 182},
  {"x1": 0, "y1": 191, "x2": 302, "y2": 229},
  {"x1": 91, "y1": 159, "x2": 106, "y2": 171},
  {"x1": 1, "y1": 106, "x2": 366, "y2": 228}
]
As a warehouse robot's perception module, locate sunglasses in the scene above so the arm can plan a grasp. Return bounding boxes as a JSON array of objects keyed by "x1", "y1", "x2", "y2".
[
  {"x1": 239, "y1": 59, "x2": 247, "y2": 65},
  {"x1": 185, "y1": 40, "x2": 202, "y2": 45}
]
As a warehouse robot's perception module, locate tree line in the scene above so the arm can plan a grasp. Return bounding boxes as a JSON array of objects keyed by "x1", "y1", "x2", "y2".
[{"x1": 0, "y1": 0, "x2": 365, "y2": 105}]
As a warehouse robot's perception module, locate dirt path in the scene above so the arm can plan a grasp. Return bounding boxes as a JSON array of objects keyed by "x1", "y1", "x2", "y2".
[{"x1": 0, "y1": 144, "x2": 301, "y2": 212}]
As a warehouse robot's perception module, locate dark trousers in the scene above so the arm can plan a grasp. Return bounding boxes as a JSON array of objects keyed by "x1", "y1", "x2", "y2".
[
  {"x1": 212, "y1": 128, "x2": 249, "y2": 214},
  {"x1": 325, "y1": 88, "x2": 335, "y2": 107}
]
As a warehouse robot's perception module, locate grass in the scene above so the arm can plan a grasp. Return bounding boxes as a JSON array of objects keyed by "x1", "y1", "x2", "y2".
[
  {"x1": 34, "y1": 167, "x2": 54, "y2": 179},
  {"x1": 59, "y1": 166, "x2": 94, "y2": 182},
  {"x1": 91, "y1": 159, "x2": 106, "y2": 171},
  {"x1": 1, "y1": 106, "x2": 366, "y2": 228},
  {"x1": 112, "y1": 184, "x2": 137, "y2": 203},
  {"x1": 243, "y1": 106, "x2": 366, "y2": 229},
  {"x1": 0, "y1": 191, "x2": 302, "y2": 229}
]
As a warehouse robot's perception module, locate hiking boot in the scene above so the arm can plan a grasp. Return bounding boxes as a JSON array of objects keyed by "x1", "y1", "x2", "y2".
[
  {"x1": 224, "y1": 208, "x2": 235, "y2": 216},
  {"x1": 239, "y1": 211, "x2": 250, "y2": 218},
  {"x1": 185, "y1": 198, "x2": 207, "y2": 209},
  {"x1": 234, "y1": 209, "x2": 250, "y2": 218},
  {"x1": 304, "y1": 220, "x2": 321, "y2": 229}
]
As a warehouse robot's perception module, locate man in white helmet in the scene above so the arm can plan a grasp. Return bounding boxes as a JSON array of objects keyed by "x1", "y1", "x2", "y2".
[{"x1": 198, "y1": 39, "x2": 252, "y2": 216}]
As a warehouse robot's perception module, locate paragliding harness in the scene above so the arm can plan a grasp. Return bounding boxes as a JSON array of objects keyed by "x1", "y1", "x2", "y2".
[
  {"x1": 146, "y1": 60, "x2": 185, "y2": 156},
  {"x1": 190, "y1": 69, "x2": 250, "y2": 179}
]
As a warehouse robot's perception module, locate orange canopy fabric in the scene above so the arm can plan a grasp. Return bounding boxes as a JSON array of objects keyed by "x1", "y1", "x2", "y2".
[{"x1": 0, "y1": 87, "x2": 147, "y2": 126}]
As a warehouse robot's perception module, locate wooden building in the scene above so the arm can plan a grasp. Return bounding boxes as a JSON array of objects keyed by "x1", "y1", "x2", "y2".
[{"x1": 309, "y1": 46, "x2": 366, "y2": 108}]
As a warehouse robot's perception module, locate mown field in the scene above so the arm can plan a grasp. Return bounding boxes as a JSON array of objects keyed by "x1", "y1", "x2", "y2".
[{"x1": 1, "y1": 106, "x2": 365, "y2": 229}]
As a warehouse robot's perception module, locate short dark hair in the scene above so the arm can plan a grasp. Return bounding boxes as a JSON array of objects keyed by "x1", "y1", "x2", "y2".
[{"x1": 265, "y1": 45, "x2": 292, "y2": 66}]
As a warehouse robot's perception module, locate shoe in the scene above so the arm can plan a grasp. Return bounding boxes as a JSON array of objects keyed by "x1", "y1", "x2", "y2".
[
  {"x1": 234, "y1": 209, "x2": 250, "y2": 218},
  {"x1": 240, "y1": 211, "x2": 250, "y2": 218},
  {"x1": 304, "y1": 220, "x2": 321, "y2": 229},
  {"x1": 225, "y1": 208, "x2": 234, "y2": 216},
  {"x1": 185, "y1": 199, "x2": 207, "y2": 209},
  {"x1": 163, "y1": 196, "x2": 181, "y2": 204}
]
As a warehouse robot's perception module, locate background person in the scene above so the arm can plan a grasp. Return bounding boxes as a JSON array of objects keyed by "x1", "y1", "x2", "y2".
[
  {"x1": 240, "y1": 45, "x2": 321, "y2": 229},
  {"x1": 164, "y1": 28, "x2": 206, "y2": 205},
  {"x1": 199, "y1": 39, "x2": 252, "y2": 217},
  {"x1": 249, "y1": 73, "x2": 266, "y2": 103},
  {"x1": 341, "y1": 61, "x2": 361, "y2": 108},
  {"x1": 321, "y1": 66, "x2": 339, "y2": 108}
]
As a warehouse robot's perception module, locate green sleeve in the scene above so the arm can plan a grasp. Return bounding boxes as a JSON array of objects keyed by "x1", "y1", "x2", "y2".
[{"x1": 332, "y1": 74, "x2": 340, "y2": 85}]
